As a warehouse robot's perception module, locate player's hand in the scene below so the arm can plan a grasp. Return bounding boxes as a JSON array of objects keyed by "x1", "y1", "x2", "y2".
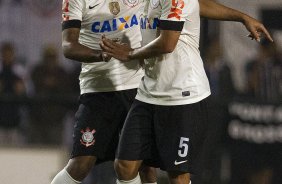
[
  {"x1": 100, "y1": 37, "x2": 122, "y2": 62},
  {"x1": 101, "y1": 51, "x2": 112, "y2": 62},
  {"x1": 100, "y1": 35, "x2": 133, "y2": 62},
  {"x1": 243, "y1": 15, "x2": 273, "y2": 42}
]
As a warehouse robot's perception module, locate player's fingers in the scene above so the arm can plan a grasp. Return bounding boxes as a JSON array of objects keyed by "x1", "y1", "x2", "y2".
[
  {"x1": 101, "y1": 38, "x2": 116, "y2": 50},
  {"x1": 101, "y1": 52, "x2": 108, "y2": 61},
  {"x1": 103, "y1": 52, "x2": 113, "y2": 62},
  {"x1": 247, "y1": 34, "x2": 255, "y2": 40},
  {"x1": 247, "y1": 32, "x2": 257, "y2": 41},
  {"x1": 99, "y1": 41, "x2": 114, "y2": 53},
  {"x1": 107, "y1": 53, "x2": 114, "y2": 57},
  {"x1": 111, "y1": 38, "x2": 121, "y2": 43},
  {"x1": 108, "y1": 40, "x2": 123, "y2": 47},
  {"x1": 259, "y1": 26, "x2": 274, "y2": 42},
  {"x1": 249, "y1": 28, "x2": 260, "y2": 42},
  {"x1": 120, "y1": 42, "x2": 128, "y2": 46}
]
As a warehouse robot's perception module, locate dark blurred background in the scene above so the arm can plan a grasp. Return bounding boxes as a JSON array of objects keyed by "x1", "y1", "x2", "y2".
[{"x1": 0, "y1": 0, "x2": 281, "y2": 184}]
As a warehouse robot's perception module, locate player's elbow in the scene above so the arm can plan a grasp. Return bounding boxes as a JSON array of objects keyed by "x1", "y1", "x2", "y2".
[
  {"x1": 62, "y1": 42, "x2": 74, "y2": 59},
  {"x1": 160, "y1": 44, "x2": 176, "y2": 53},
  {"x1": 62, "y1": 50, "x2": 72, "y2": 60},
  {"x1": 157, "y1": 32, "x2": 179, "y2": 53}
]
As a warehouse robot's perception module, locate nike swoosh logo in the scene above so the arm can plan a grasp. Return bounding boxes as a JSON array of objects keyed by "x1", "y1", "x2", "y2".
[
  {"x1": 89, "y1": 4, "x2": 100, "y2": 9},
  {"x1": 174, "y1": 160, "x2": 188, "y2": 165}
]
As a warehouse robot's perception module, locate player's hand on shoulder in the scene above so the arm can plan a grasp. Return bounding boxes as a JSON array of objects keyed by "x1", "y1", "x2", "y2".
[
  {"x1": 242, "y1": 15, "x2": 273, "y2": 42},
  {"x1": 100, "y1": 35, "x2": 133, "y2": 62}
]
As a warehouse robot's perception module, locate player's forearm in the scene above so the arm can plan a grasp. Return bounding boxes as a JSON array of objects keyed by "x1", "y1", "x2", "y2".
[
  {"x1": 62, "y1": 28, "x2": 104, "y2": 63},
  {"x1": 199, "y1": 0, "x2": 249, "y2": 23},
  {"x1": 62, "y1": 42, "x2": 103, "y2": 63},
  {"x1": 129, "y1": 30, "x2": 179, "y2": 60},
  {"x1": 129, "y1": 38, "x2": 173, "y2": 60}
]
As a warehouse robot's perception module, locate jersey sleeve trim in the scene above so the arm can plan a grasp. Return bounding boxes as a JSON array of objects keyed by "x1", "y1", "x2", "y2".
[
  {"x1": 62, "y1": 20, "x2": 81, "y2": 30},
  {"x1": 159, "y1": 20, "x2": 184, "y2": 31}
]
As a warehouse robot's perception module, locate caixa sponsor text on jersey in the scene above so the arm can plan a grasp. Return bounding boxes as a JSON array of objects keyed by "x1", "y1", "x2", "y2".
[{"x1": 91, "y1": 15, "x2": 159, "y2": 33}]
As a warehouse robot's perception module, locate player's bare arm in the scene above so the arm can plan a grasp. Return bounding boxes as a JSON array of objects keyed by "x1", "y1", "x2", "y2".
[
  {"x1": 62, "y1": 28, "x2": 109, "y2": 62},
  {"x1": 199, "y1": 0, "x2": 273, "y2": 42},
  {"x1": 100, "y1": 29, "x2": 181, "y2": 62}
]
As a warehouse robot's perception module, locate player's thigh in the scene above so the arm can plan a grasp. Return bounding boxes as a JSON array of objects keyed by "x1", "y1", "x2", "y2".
[
  {"x1": 154, "y1": 98, "x2": 209, "y2": 174},
  {"x1": 116, "y1": 100, "x2": 155, "y2": 161},
  {"x1": 71, "y1": 92, "x2": 127, "y2": 160}
]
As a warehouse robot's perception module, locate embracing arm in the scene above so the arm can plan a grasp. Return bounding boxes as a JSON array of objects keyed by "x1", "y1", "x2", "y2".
[
  {"x1": 199, "y1": 0, "x2": 246, "y2": 21},
  {"x1": 62, "y1": 28, "x2": 105, "y2": 63},
  {"x1": 199, "y1": 0, "x2": 273, "y2": 42},
  {"x1": 130, "y1": 30, "x2": 181, "y2": 60},
  {"x1": 100, "y1": 29, "x2": 181, "y2": 62}
]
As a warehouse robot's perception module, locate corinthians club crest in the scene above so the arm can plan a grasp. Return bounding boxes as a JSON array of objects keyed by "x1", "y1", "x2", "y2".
[
  {"x1": 80, "y1": 127, "x2": 96, "y2": 147},
  {"x1": 109, "y1": 1, "x2": 120, "y2": 15}
]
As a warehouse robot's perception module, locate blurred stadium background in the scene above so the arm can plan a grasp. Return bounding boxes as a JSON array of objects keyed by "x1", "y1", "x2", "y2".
[{"x1": 0, "y1": 0, "x2": 281, "y2": 184}]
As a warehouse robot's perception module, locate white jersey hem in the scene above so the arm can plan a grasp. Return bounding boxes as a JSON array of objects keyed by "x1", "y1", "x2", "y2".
[
  {"x1": 80, "y1": 84, "x2": 140, "y2": 94},
  {"x1": 135, "y1": 91, "x2": 211, "y2": 106}
]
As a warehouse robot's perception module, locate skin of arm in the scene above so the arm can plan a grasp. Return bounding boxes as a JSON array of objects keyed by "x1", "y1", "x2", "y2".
[
  {"x1": 130, "y1": 30, "x2": 181, "y2": 59},
  {"x1": 62, "y1": 28, "x2": 109, "y2": 63},
  {"x1": 100, "y1": 29, "x2": 181, "y2": 62},
  {"x1": 199, "y1": 0, "x2": 273, "y2": 42}
]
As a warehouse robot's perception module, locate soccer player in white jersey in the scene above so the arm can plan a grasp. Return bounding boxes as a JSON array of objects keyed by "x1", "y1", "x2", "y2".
[
  {"x1": 51, "y1": 0, "x2": 157, "y2": 184},
  {"x1": 100, "y1": 0, "x2": 273, "y2": 183}
]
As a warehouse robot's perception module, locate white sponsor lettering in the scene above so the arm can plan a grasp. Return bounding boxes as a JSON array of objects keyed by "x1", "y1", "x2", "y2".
[{"x1": 228, "y1": 120, "x2": 282, "y2": 143}]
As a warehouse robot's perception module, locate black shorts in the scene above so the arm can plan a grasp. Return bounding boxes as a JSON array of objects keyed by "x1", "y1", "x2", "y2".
[
  {"x1": 117, "y1": 98, "x2": 209, "y2": 174},
  {"x1": 71, "y1": 89, "x2": 137, "y2": 162}
]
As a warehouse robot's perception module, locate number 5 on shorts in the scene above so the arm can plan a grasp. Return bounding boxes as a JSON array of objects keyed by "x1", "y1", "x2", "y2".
[{"x1": 178, "y1": 137, "x2": 189, "y2": 157}]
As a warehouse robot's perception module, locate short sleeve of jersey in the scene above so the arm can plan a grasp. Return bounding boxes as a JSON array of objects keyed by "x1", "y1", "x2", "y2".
[
  {"x1": 62, "y1": 0, "x2": 84, "y2": 29},
  {"x1": 158, "y1": 0, "x2": 188, "y2": 31},
  {"x1": 62, "y1": 0, "x2": 84, "y2": 21}
]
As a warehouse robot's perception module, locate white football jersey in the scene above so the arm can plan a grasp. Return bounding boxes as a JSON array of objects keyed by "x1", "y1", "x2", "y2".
[
  {"x1": 136, "y1": 0, "x2": 211, "y2": 105},
  {"x1": 62, "y1": 0, "x2": 144, "y2": 93}
]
